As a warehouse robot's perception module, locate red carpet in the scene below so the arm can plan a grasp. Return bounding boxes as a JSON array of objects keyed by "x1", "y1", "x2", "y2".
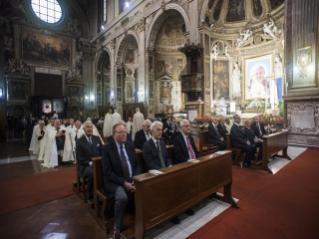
[
  {"x1": 188, "y1": 148, "x2": 319, "y2": 239},
  {"x1": 0, "y1": 167, "x2": 76, "y2": 215}
]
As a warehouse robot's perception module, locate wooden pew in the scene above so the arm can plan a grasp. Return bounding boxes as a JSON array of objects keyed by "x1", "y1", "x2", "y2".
[
  {"x1": 225, "y1": 133, "x2": 243, "y2": 166},
  {"x1": 166, "y1": 145, "x2": 176, "y2": 164},
  {"x1": 123, "y1": 151, "x2": 238, "y2": 239},
  {"x1": 260, "y1": 131, "x2": 291, "y2": 173},
  {"x1": 72, "y1": 160, "x2": 88, "y2": 202},
  {"x1": 91, "y1": 156, "x2": 114, "y2": 233},
  {"x1": 198, "y1": 130, "x2": 219, "y2": 156}
]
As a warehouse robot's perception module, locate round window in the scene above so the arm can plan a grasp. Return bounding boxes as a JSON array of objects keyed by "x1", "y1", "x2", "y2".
[{"x1": 30, "y1": 0, "x2": 63, "y2": 24}]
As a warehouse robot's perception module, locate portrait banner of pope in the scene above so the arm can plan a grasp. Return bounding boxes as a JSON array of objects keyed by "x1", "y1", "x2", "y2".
[{"x1": 245, "y1": 54, "x2": 273, "y2": 100}]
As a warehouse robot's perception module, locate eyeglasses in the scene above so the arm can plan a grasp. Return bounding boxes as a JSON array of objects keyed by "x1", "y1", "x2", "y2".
[
  {"x1": 182, "y1": 125, "x2": 191, "y2": 128},
  {"x1": 115, "y1": 131, "x2": 127, "y2": 135}
]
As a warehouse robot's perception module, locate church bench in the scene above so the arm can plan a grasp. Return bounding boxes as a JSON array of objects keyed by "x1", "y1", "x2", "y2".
[
  {"x1": 259, "y1": 131, "x2": 291, "y2": 173},
  {"x1": 91, "y1": 156, "x2": 114, "y2": 234},
  {"x1": 122, "y1": 151, "x2": 239, "y2": 239},
  {"x1": 72, "y1": 160, "x2": 88, "y2": 202},
  {"x1": 198, "y1": 130, "x2": 219, "y2": 156},
  {"x1": 225, "y1": 133, "x2": 243, "y2": 166}
]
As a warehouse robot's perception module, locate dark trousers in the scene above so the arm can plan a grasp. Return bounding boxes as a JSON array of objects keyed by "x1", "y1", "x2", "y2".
[
  {"x1": 81, "y1": 166, "x2": 93, "y2": 198},
  {"x1": 255, "y1": 141, "x2": 263, "y2": 159},
  {"x1": 233, "y1": 143, "x2": 256, "y2": 165},
  {"x1": 211, "y1": 140, "x2": 226, "y2": 151}
]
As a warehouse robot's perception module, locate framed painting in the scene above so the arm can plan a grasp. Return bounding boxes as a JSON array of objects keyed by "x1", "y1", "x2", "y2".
[
  {"x1": 296, "y1": 46, "x2": 311, "y2": 67},
  {"x1": 117, "y1": 87, "x2": 122, "y2": 101},
  {"x1": 21, "y1": 28, "x2": 71, "y2": 67},
  {"x1": 53, "y1": 99, "x2": 64, "y2": 113},
  {"x1": 67, "y1": 85, "x2": 83, "y2": 104},
  {"x1": 245, "y1": 54, "x2": 273, "y2": 100},
  {"x1": 212, "y1": 60, "x2": 229, "y2": 100}
]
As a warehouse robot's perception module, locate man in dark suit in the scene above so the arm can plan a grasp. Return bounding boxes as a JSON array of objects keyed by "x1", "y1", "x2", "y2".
[
  {"x1": 134, "y1": 119, "x2": 151, "y2": 150},
  {"x1": 76, "y1": 121, "x2": 103, "y2": 199},
  {"x1": 143, "y1": 121, "x2": 172, "y2": 171},
  {"x1": 251, "y1": 116, "x2": 267, "y2": 138},
  {"x1": 208, "y1": 116, "x2": 226, "y2": 151},
  {"x1": 174, "y1": 119, "x2": 199, "y2": 164},
  {"x1": 230, "y1": 114, "x2": 256, "y2": 168},
  {"x1": 244, "y1": 119, "x2": 263, "y2": 161},
  {"x1": 102, "y1": 123, "x2": 141, "y2": 236},
  {"x1": 162, "y1": 117, "x2": 173, "y2": 144},
  {"x1": 217, "y1": 117, "x2": 229, "y2": 139}
]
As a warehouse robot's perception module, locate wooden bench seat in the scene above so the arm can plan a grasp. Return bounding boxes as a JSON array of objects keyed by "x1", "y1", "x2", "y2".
[
  {"x1": 198, "y1": 131, "x2": 219, "y2": 156},
  {"x1": 72, "y1": 160, "x2": 88, "y2": 202},
  {"x1": 225, "y1": 133, "x2": 243, "y2": 166}
]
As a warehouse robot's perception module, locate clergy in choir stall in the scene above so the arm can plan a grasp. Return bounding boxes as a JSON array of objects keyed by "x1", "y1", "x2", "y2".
[
  {"x1": 208, "y1": 116, "x2": 226, "y2": 151},
  {"x1": 61, "y1": 119, "x2": 68, "y2": 128},
  {"x1": 225, "y1": 117, "x2": 233, "y2": 133},
  {"x1": 86, "y1": 117, "x2": 105, "y2": 145},
  {"x1": 101, "y1": 123, "x2": 141, "y2": 236},
  {"x1": 134, "y1": 119, "x2": 151, "y2": 150},
  {"x1": 142, "y1": 121, "x2": 172, "y2": 171},
  {"x1": 62, "y1": 119, "x2": 76, "y2": 164},
  {"x1": 173, "y1": 119, "x2": 199, "y2": 164},
  {"x1": 217, "y1": 117, "x2": 229, "y2": 139},
  {"x1": 112, "y1": 109, "x2": 122, "y2": 126},
  {"x1": 76, "y1": 121, "x2": 103, "y2": 199},
  {"x1": 230, "y1": 114, "x2": 256, "y2": 168},
  {"x1": 132, "y1": 107, "x2": 145, "y2": 141},
  {"x1": 75, "y1": 119, "x2": 85, "y2": 140},
  {"x1": 38, "y1": 117, "x2": 56, "y2": 161},
  {"x1": 251, "y1": 116, "x2": 267, "y2": 139},
  {"x1": 244, "y1": 119, "x2": 263, "y2": 162},
  {"x1": 126, "y1": 117, "x2": 133, "y2": 141},
  {"x1": 29, "y1": 119, "x2": 39, "y2": 154},
  {"x1": 103, "y1": 109, "x2": 113, "y2": 138},
  {"x1": 33, "y1": 121, "x2": 46, "y2": 156},
  {"x1": 67, "y1": 118, "x2": 75, "y2": 130},
  {"x1": 41, "y1": 119, "x2": 66, "y2": 168}
]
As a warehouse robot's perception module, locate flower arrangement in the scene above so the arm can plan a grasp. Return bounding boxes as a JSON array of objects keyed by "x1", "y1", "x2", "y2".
[{"x1": 246, "y1": 99, "x2": 271, "y2": 110}]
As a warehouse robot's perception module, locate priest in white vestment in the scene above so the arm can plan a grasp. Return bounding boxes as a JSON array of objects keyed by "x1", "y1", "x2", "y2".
[
  {"x1": 75, "y1": 119, "x2": 85, "y2": 140},
  {"x1": 132, "y1": 107, "x2": 145, "y2": 141},
  {"x1": 29, "y1": 120, "x2": 39, "y2": 154},
  {"x1": 103, "y1": 109, "x2": 113, "y2": 138},
  {"x1": 33, "y1": 121, "x2": 46, "y2": 155},
  {"x1": 112, "y1": 109, "x2": 121, "y2": 126},
  {"x1": 62, "y1": 118, "x2": 76, "y2": 163},
  {"x1": 126, "y1": 117, "x2": 133, "y2": 141},
  {"x1": 38, "y1": 117, "x2": 56, "y2": 161},
  {"x1": 41, "y1": 120, "x2": 65, "y2": 168}
]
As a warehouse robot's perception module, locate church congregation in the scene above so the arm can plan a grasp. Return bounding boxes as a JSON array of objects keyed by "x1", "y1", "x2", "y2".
[{"x1": 1, "y1": 0, "x2": 318, "y2": 239}]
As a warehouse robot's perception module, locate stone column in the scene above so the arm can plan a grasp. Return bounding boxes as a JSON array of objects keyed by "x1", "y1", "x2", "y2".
[
  {"x1": 188, "y1": 0, "x2": 199, "y2": 45},
  {"x1": 0, "y1": 17, "x2": 7, "y2": 139},
  {"x1": 137, "y1": 19, "x2": 146, "y2": 104}
]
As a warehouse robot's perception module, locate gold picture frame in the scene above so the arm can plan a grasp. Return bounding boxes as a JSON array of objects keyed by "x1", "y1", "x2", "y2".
[{"x1": 296, "y1": 46, "x2": 311, "y2": 67}]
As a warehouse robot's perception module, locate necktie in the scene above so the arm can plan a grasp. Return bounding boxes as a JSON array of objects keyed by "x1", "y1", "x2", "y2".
[
  {"x1": 186, "y1": 136, "x2": 196, "y2": 159},
  {"x1": 120, "y1": 145, "x2": 131, "y2": 182},
  {"x1": 156, "y1": 141, "x2": 166, "y2": 168},
  {"x1": 258, "y1": 123, "x2": 262, "y2": 136}
]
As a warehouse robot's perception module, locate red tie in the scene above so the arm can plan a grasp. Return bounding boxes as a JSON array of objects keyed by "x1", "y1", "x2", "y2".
[{"x1": 186, "y1": 136, "x2": 196, "y2": 159}]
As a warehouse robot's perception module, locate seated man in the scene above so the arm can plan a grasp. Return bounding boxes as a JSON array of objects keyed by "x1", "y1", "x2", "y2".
[
  {"x1": 102, "y1": 123, "x2": 141, "y2": 236},
  {"x1": 208, "y1": 116, "x2": 226, "y2": 151},
  {"x1": 143, "y1": 121, "x2": 172, "y2": 171},
  {"x1": 76, "y1": 121, "x2": 103, "y2": 199},
  {"x1": 134, "y1": 119, "x2": 151, "y2": 150},
  {"x1": 174, "y1": 119, "x2": 199, "y2": 164},
  {"x1": 170, "y1": 117, "x2": 180, "y2": 140},
  {"x1": 244, "y1": 119, "x2": 263, "y2": 161},
  {"x1": 251, "y1": 116, "x2": 267, "y2": 138},
  {"x1": 230, "y1": 114, "x2": 256, "y2": 168},
  {"x1": 217, "y1": 117, "x2": 229, "y2": 138},
  {"x1": 108, "y1": 120, "x2": 131, "y2": 143}
]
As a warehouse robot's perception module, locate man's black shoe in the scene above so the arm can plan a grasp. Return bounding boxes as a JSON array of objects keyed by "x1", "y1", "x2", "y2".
[
  {"x1": 185, "y1": 209, "x2": 195, "y2": 216},
  {"x1": 170, "y1": 217, "x2": 181, "y2": 224}
]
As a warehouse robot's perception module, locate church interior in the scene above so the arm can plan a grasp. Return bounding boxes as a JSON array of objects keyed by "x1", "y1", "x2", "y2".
[{"x1": 0, "y1": 0, "x2": 318, "y2": 239}]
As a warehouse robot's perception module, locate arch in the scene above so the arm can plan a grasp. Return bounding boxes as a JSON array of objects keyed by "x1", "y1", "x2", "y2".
[
  {"x1": 115, "y1": 32, "x2": 139, "y2": 65},
  {"x1": 96, "y1": 49, "x2": 112, "y2": 72},
  {"x1": 146, "y1": 3, "x2": 190, "y2": 50}
]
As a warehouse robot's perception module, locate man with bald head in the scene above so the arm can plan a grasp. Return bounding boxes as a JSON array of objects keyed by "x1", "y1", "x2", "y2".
[
  {"x1": 208, "y1": 116, "x2": 226, "y2": 151},
  {"x1": 102, "y1": 123, "x2": 141, "y2": 236},
  {"x1": 76, "y1": 121, "x2": 103, "y2": 199}
]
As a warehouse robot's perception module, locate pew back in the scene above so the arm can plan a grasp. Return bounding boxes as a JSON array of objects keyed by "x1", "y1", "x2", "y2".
[
  {"x1": 199, "y1": 130, "x2": 219, "y2": 156},
  {"x1": 133, "y1": 151, "x2": 237, "y2": 238}
]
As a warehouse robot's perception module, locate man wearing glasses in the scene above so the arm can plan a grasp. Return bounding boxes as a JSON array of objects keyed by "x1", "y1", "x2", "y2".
[
  {"x1": 173, "y1": 119, "x2": 199, "y2": 164},
  {"x1": 101, "y1": 123, "x2": 141, "y2": 238}
]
